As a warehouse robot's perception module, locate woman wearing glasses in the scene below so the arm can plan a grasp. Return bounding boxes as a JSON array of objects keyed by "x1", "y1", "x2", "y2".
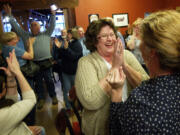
[{"x1": 75, "y1": 19, "x2": 149, "y2": 135}]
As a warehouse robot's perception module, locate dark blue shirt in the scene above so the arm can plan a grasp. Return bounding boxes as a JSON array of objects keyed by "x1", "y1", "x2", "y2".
[{"x1": 110, "y1": 73, "x2": 180, "y2": 135}]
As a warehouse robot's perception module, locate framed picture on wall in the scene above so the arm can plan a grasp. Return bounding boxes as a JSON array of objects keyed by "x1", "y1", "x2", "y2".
[
  {"x1": 88, "y1": 14, "x2": 99, "y2": 23},
  {"x1": 112, "y1": 13, "x2": 129, "y2": 27}
]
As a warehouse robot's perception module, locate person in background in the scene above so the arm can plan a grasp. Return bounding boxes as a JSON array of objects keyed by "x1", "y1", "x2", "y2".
[
  {"x1": 52, "y1": 29, "x2": 67, "y2": 82},
  {"x1": 126, "y1": 18, "x2": 148, "y2": 73},
  {"x1": 54, "y1": 29, "x2": 67, "y2": 47},
  {"x1": 11, "y1": 28, "x2": 25, "y2": 49},
  {"x1": 124, "y1": 24, "x2": 133, "y2": 47},
  {"x1": 0, "y1": 46, "x2": 6, "y2": 101},
  {"x1": 116, "y1": 31, "x2": 126, "y2": 49},
  {"x1": 75, "y1": 19, "x2": 149, "y2": 135},
  {"x1": 3, "y1": 4, "x2": 58, "y2": 110},
  {"x1": 126, "y1": 18, "x2": 143, "y2": 51},
  {"x1": 60, "y1": 29, "x2": 67, "y2": 41},
  {"x1": 0, "y1": 50, "x2": 45, "y2": 135},
  {"x1": 109, "y1": 10, "x2": 180, "y2": 134},
  {"x1": 76, "y1": 26, "x2": 90, "y2": 56},
  {"x1": 1, "y1": 32, "x2": 37, "y2": 126},
  {"x1": 1, "y1": 32, "x2": 35, "y2": 90},
  {"x1": 55, "y1": 28, "x2": 82, "y2": 109}
]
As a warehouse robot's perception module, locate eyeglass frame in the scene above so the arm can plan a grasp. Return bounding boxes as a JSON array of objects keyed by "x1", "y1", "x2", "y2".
[{"x1": 97, "y1": 32, "x2": 116, "y2": 40}]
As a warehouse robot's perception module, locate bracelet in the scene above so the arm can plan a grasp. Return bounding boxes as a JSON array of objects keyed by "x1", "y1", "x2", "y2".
[
  {"x1": 7, "y1": 79, "x2": 16, "y2": 82},
  {"x1": 110, "y1": 83, "x2": 123, "y2": 89}
]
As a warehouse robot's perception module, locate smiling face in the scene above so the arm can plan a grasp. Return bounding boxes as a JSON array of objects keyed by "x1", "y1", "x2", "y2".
[
  {"x1": 30, "y1": 21, "x2": 40, "y2": 35},
  {"x1": 96, "y1": 25, "x2": 116, "y2": 57},
  {"x1": 78, "y1": 27, "x2": 84, "y2": 38},
  {"x1": 7, "y1": 35, "x2": 19, "y2": 46},
  {"x1": 67, "y1": 32, "x2": 72, "y2": 41}
]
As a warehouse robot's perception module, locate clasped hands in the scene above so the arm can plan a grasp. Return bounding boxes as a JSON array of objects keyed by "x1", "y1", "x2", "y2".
[
  {"x1": 106, "y1": 67, "x2": 125, "y2": 89},
  {"x1": 105, "y1": 38, "x2": 126, "y2": 102},
  {"x1": 54, "y1": 38, "x2": 69, "y2": 49},
  {"x1": 106, "y1": 38, "x2": 126, "y2": 90}
]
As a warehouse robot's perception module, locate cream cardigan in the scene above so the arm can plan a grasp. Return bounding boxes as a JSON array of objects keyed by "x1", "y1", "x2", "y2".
[
  {"x1": 0, "y1": 91, "x2": 36, "y2": 135},
  {"x1": 75, "y1": 50, "x2": 149, "y2": 135}
]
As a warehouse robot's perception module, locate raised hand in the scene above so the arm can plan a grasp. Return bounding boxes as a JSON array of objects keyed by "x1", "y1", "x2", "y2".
[
  {"x1": 51, "y1": 10, "x2": 56, "y2": 15},
  {"x1": 50, "y1": 6, "x2": 56, "y2": 15},
  {"x1": 0, "y1": 50, "x2": 20, "y2": 77},
  {"x1": 5, "y1": 49, "x2": 21, "y2": 76},
  {"x1": 3, "y1": 4, "x2": 12, "y2": 16},
  {"x1": 54, "y1": 38, "x2": 62, "y2": 48},
  {"x1": 112, "y1": 38, "x2": 124, "y2": 68},
  {"x1": 28, "y1": 37, "x2": 36, "y2": 46}
]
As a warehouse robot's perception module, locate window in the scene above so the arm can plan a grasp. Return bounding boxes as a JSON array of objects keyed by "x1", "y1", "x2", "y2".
[
  {"x1": 51, "y1": 13, "x2": 65, "y2": 37},
  {"x1": 3, "y1": 16, "x2": 12, "y2": 32},
  {"x1": 3, "y1": 13, "x2": 66, "y2": 37}
]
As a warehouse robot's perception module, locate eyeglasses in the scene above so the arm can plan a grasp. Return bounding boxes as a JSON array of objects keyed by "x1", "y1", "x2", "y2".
[{"x1": 97, "y1": 33, "x2": 116, "y2": 40}]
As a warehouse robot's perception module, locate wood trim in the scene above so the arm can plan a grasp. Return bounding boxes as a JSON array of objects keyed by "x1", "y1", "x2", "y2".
[
  {"x1": 10, "y1": 0, "x2": 79, "y2": 10},
  {"x1": 0, "y1": 12, "x2": 4, "y2": 34},
  {"x1": 41, "y1": 0, "x2": 47, "y2": 5},
  {"x1": 66, "y1": 8, "x2": 76, "y2": 29},
  {"x1": 63, "y1": 9, "x2": 69, "y2": 29}
]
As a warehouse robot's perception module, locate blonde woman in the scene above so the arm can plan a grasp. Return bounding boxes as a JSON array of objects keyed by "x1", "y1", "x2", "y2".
[
  {"x1": 109, "y1": 10, "x2": 180, "y2": 134},
  {"x1": 1, "y1": 32, "x2": 36, "y2": 125},
  {"x1": 126, "y1": 18, "x2": 145, "y2": 63},
  {"x1": 55, "y1": 28, "x2": 82, "y2": 109},
  {"x1": 1, "y1": 32, "x2": 35, "y2": 64}
]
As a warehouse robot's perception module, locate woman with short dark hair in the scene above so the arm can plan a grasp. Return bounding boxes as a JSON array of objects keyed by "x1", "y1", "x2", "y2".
[{"x1": 75, "y1": 19, "x2": 149, "y2": 135}]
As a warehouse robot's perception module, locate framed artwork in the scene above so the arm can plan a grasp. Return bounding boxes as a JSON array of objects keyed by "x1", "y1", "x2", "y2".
[
  {"x1": 88, "y1": 14, "x2": 99, "y2": 23},
  {"x1": 112, "y1": 13, "x2": 129, "y2": 27}
]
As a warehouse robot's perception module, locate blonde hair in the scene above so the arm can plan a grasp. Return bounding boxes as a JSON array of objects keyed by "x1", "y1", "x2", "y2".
[
  {"x1": 127, "y1": 24, "x2": 133, "y2": 35},
  {"x1": 0, "y1": 32, "x2": 17, "y2": 44},
  {"x1": 140, "y1": 10, "x2": 180, "y2": 71},
  {"x1": 68, "y1": 28, "x2": 80, "y2": 40},
  {"x1": 132, "y1": 17, "x2": 143, "y2": 28}
]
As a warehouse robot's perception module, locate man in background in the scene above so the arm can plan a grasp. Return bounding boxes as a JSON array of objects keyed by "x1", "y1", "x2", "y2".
[
  {"x1": 4, "y1": 4, "x2": 58, "y2": 110},
  {"x1": 76, "y1": 26, "x2": 90, "y2": 56}
]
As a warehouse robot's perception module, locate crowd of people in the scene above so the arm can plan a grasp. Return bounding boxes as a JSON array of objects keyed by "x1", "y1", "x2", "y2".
[{"x1": 0, "y1": 3, "x2": 180, "y2": 135}]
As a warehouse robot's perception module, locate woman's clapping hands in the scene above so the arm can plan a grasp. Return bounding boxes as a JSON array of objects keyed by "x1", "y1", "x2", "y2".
[
  {"x1": 106, "y1": 38, "x2": 126, "y2": 102},
  {"x1": 0, "y1": 49, "x2": 21, "y2": 77}
]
